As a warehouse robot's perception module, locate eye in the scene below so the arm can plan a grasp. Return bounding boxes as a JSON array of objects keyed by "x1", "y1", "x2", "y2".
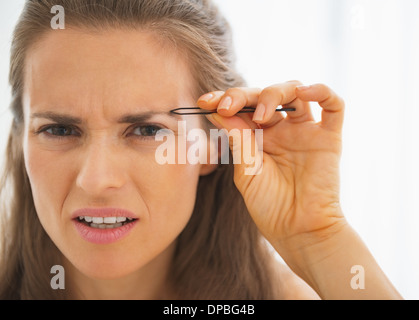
[
  {"x1": 129, "y1": 125, "x2": 163, "y2": 138},
  {"x1": 37, "y1": 125, "x2": 80, "y2": 138}
]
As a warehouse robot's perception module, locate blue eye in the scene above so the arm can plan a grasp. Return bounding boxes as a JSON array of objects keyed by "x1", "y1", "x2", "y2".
[
  {"x1": 36, "y1": 124, "x2": 164, "y2": 141},
  {"x1": 130, "y1": 125, "x2": 166, "y2": 139},
  {"x1": 131, "y1": 125, "x2": 162, "y2": 138},
  {"x1": 47, "y1": 126, "x2": 75, "y2": 136},
  {"x1": 38, "y1": 125, "x2": 79, "y2": 138}
]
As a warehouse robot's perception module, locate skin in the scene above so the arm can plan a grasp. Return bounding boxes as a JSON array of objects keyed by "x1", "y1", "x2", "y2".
[
  {"x1": 21, "y1": 27, "x2": 402, "y2": 299},
  {"x1": 200, "y1": 84, "x2": 403, "y2": 299},
  {"x1": 22, "y1": 29, "x2": 215, "y2": 299}
]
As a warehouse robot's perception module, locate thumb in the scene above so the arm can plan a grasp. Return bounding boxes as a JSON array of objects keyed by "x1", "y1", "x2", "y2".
[{"x1": 206, "y1": 114, "x2": 264, "y2": 182}]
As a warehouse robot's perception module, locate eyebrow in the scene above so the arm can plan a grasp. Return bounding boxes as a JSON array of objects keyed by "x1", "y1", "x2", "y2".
[{"x1": 30, "y1": 110, "x2": 182, "y2": 124}]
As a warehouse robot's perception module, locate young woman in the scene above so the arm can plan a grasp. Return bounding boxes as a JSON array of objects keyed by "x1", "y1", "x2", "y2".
[{"x1": 0, "y1": 0, "x2": 402, "y2": 299}]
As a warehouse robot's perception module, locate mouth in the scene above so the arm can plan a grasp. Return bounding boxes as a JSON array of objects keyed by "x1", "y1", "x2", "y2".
[
  {"x1": 71, "y1": 208, "x2": 139, "y2": 244},
  {"x1": 75, "y1": 216, "x2": 137, "y2": 229}
]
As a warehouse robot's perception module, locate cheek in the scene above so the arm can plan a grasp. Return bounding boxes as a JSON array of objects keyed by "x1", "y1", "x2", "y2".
[
  {"x1": 24, "y1": 141, "x2": 74, "y2": 233},
  {"x1": 129, "y1": 130, "x2": 204, "y2": 225},
  {"x1": 124, "y1": 158, "x2": 201, "y2": 255},
  {"x1": 133, "y1": 160, "x2": 200, "y2": 225},
  {"x1": 22, "y1": 133, "x2": 204, "y2": 278}
]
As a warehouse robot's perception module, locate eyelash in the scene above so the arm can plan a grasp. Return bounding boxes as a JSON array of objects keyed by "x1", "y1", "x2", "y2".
[{"x1": 35, "y1": 123, "x2": 164, "y2": 141}]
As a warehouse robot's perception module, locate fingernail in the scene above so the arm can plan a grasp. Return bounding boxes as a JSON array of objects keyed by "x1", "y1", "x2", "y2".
[
  {"x1": 296, "y1": 85, "x2": 312, "y2": 91},
  {"x1": 198, "y1": 93, "x2": 214, "y2": 103},
  {"x1": 252, "y1": 103, "x2": 266, "y2": 122},
  {"x1": 218, "y1": 96, "x2": 232, "y2": 111},
  {"x1": 205, "y1": 114, "x2": 223, "y2": 129}
]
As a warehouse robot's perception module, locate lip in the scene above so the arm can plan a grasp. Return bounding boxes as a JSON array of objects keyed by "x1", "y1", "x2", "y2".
[
  {"x1": 71, "y1": 207, "x2": 139, "y2": 244},
  {"x1": 71, "y1": 207, "x2": 138, "y2": 220}
]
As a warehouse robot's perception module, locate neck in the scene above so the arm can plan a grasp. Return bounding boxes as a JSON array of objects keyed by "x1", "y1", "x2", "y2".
[{"x1": 63, "y1": 242, "x2": 176, "y2": 300}]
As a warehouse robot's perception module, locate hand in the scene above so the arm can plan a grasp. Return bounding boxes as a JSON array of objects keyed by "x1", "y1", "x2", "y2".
[
  {"x1": 198, "y1": 81, "x2": 346, "y2": 253},
  {"x1": 199, "y1": 83, "x2": 403, "y2": 300}
]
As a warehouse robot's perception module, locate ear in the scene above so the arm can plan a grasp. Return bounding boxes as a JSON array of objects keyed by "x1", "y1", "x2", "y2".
[{"x1": 199, "y1": 131, "x2": 222, "y2": 176}]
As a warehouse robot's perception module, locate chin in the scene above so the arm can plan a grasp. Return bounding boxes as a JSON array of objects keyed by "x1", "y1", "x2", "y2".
[
  {"x1": 63, "y1": 244, "x2": 151, "y2": 280},
  {"x1": 77, "y1": 253, "x2": 147, "y2": 280}
]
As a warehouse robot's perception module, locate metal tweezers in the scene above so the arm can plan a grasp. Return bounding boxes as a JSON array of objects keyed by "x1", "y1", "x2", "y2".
[{"x1": 170, "y1": 106, "x2": 296, "y2": 115}]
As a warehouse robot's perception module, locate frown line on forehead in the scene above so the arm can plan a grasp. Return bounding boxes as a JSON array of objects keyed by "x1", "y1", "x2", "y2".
[{"x1": 30, "y1": 110, "x2": 184, "y2": 124}]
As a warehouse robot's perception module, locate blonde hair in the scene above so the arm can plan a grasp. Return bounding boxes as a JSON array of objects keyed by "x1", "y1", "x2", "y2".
[{"x1": 0, "y1": 0, "x2": 276, "y2": 299}]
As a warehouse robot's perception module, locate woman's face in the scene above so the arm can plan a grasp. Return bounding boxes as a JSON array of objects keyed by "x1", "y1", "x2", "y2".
[{"x1": 22, "y1": 29, "x2": 212, "y2": 279}]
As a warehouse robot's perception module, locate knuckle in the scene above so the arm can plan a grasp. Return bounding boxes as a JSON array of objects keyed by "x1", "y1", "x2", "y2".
[
  {"x1": 338, "y1": 96, "x2": 345, "y2": 109},
  {"x1": 225, "y1": 87, "x2": 249, "y2": 106},
  {"x1": 287, "y1": 80, "x2": 304, "y2": 86},
  {"x1": 263, "y1": 86, "x2": 286, "y2": 103},
  {"x1": 224, "y1": 87, "x2": 243, "y2": 98},
  {"x1": 319, "y1": 84, "x2": 345, "y2": 111},
  {"x1": 213, "y1": 90, "x2": 226, "y2": 96},
  {"x1": 261, "y1": 86, "x2": 279, "y2": 98},
  {"x1": 316, "y1": 83, "x2": 330, "y2": 92}
]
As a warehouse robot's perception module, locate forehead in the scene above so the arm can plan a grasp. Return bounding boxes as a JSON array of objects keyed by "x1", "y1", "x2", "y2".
[{"x1": 23, "y1": 28, "x2": 196, "y2": 116}]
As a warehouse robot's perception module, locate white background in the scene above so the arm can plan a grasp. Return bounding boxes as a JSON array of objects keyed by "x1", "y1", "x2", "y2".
[{"x1": 0, "y1": 0, "x2": 418, "y2": 299}]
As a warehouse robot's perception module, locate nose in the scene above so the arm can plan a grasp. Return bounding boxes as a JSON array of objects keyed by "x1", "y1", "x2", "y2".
[{"x1": 76, "y1": 140, "x2": 126, "y2": 196}]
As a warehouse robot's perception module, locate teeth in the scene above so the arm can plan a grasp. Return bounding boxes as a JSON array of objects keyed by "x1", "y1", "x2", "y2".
[
  {"x1": 92, "y1": 217, "x2": 104, "y2": 224},
  {"x1": 104, "y1": 217, "x2": 117, "y2": 224},
  {"x1": 90, "y1": 223, "x2": 123, "y2": 229},
  {"x1": 107, "y1": 223, "x2": 122, "y2": 228},
  {"x1": 77, "y1": 216, "x2": 134, "y2": 228}
]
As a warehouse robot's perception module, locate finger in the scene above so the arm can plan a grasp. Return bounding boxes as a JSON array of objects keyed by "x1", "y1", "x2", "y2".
[
  {"x1": 199, "y1": 88, "x2": 262, "y2": 131},
  {"x1": 253, "y1": 104, "x2": 285, "y2": 128},
  {"x1": 198, "y1": 87, "x2": 262, "y2": 116},
  {"x1": 262, "y1": 98, "x2": 310, "y2": 127},
  {"x1": 206, "y1": 113, "x2": 264, "y2": 181},
  {"x1": 197, "y1": 91, "x2": 225, "y2": 110},
  {"x1": 295, "y1": 84, "x2": 345, "y2": 132},
  {"x1": 237, "y1": 112, "x2": 263, "y2": 131},
  {"x1": 255, "y1": 80, "x2": 314, "y2": 125},
  {"x1": 205, "y1": 107, "x2": 261, "y2": 131},
  {"x1": 283, "y1": 97, "x2": 314, "y2": 123}
]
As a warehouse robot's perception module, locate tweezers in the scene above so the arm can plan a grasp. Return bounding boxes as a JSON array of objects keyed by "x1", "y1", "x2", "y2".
[{"x1": 170, "y1": 106, "x2": 296, "y2": 115}]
